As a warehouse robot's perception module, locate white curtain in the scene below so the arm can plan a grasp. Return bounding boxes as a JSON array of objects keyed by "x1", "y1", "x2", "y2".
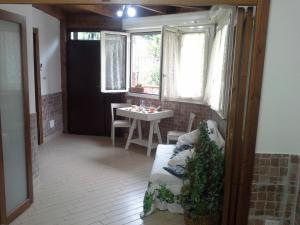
[
  {"x1": 162, "y1": 29, "x2": 181, "y2": 100},
  {"x1": 105, "y1": 34, "x2": 126, "y2": 91},
  {"x1": 179, "y1": 33, "x2": 206, "y2": 100},
  {"x1": 204, "y1": 24, "x2": 229, "y2": 113},
  {"x1": 162, "y1": 29, "x2": 206, "y2": 101}
]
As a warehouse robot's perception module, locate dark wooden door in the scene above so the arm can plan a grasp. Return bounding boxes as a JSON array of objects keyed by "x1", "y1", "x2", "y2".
[{"x1": 67, "y1": 40, "x2": 124, "y2": 136}]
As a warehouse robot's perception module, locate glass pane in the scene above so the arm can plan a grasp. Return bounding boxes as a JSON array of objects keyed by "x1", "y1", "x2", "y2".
[
  {"x1": 70, "y1": 32, "x2": 100, "y2": 40},
  {"x1": 179, "y1": 33, "x2": 206, "y2": 99},
  {"x1": 105, "y1": 34, "x2": 126, "y2": 91},
  {"x1": 131, "y1": 33, "x2": 161, "y2": 95},
  {"x1": 0, "y1": 19, "x2": 28, "y2": 214}
]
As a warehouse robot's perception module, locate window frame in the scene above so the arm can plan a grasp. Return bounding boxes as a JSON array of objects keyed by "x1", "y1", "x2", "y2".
[
  {"x1": 100, "y1": 30, "x2": 130, "y2": 93},
  {"x1": 161, "y1": 25, "x2": 213, "y2": 104},
  {"x1": 67, "y1": 29, "x2": 100, "y2": 41},
  {"x1": 127, "y1": 29, "x2": 162, "y2": 99}
]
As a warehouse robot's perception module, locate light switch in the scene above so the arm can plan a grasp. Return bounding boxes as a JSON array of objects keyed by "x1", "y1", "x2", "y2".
[{"x1": 50, "y1": 120, "x2": 55, "y2": 128}]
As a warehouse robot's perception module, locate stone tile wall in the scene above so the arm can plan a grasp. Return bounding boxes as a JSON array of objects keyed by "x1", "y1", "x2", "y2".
[
  {"x1": 42, "y1": 92, "x2": 63, "y2": 138},
  {"x1": 248, "y1": 154, "x2": 300, "y2": 225},
  {"x1": 30, "y1": 113, "x2": 39, "y2": 186},
  {"x1": 295, "y1": 183, "x2": 300, "y2": 225},
  {"x1": 126, "y1": 96, "x2": 227, "y2": 141},
  {"x1": 126, "y1": 96, "x2": 212, "y2": 141}
]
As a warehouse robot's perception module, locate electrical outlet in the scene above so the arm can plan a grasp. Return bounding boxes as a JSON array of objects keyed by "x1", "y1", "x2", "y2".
[
  {"x1": 49, "y1": 120, "x2": 55, "y2": 128},
  {"x1": 265, "y1": 219, "x2": 280, "y2": 225}
]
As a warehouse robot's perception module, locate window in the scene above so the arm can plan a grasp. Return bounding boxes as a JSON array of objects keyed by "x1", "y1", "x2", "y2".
[
  {"x1": 130, "y1": 32, "x2": 161, "y2": 95},
  {"x1": 70, "y1": 32, "x2": 100, "y2": 40},
  {"x1": 162, "y1": 26, "x2": 209, "y2": 102},
  {"x1": 100, "y1": 31, "x2": 130, "y2": 93},
  {"x1": 204, "y1": 24, "x2": 229, "y2": 116}
]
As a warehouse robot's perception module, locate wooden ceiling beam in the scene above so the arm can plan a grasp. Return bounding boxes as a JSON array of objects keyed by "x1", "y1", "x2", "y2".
[
  {"x1": 71, "y1": 5, "x2": 114, "y2": 17},
  {"x1": 0, "y1": 0, "x2": 258, "y2": 7},
  {"x1": 33, "y1": 4, "x2": 66, "y2": 20},
  {"x1": 136, "y1": 5, "x2": 168, "y2": 14}
]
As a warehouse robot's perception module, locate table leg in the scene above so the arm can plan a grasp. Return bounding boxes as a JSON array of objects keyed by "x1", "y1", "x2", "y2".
[
  {"x1": 125, "y1": 119, "x2": 136, "y2": 150},
  {"x1": 147, "y1": 121, "x2": 155, "y2": 157},
  {"x1": 155, "y1": 121, "x2": 162, "y2": 144},
  {"x1": 137, "y1": 120, "x2": 142, "y2": 140}
]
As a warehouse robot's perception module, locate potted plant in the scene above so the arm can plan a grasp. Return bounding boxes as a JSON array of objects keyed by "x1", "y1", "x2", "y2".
[
  {"x1": 181, "y1": 122, "x2": 224, "y2": 225},
  {"x1": 130, "y1": 84, "x2": 144, "y2": 93}
]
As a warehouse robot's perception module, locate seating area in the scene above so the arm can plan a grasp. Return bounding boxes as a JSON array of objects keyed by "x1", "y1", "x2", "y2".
[
  {"x1": 142, "y1": 120, "x2": 225, "y2": 217},
  {"x1": 2, "y1": 2, "x2": 297, "y2": 225}
]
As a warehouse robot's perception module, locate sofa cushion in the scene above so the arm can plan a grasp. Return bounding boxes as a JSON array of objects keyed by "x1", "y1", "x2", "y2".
[
  {"x1": 168, "y1": 148, "x2": 194, "y2": 167},
  {"x1": 150, "y1": 144, "x2": 182, "y2": 186}
]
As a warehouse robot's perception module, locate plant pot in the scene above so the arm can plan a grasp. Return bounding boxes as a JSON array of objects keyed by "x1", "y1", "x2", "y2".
[
  {"x1": 184, "y1": 212, "x2": 216, "y2": 225},
  {"x1": 130, "y1": 87, "x2": 144, "y2": 93}
]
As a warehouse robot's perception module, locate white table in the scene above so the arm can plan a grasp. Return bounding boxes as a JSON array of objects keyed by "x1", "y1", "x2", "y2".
[{"x1": 116, "y1": 107, "x2": 174, "y2": 157}]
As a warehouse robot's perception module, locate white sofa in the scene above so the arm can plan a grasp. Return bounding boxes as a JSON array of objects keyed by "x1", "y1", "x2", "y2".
[
  {"x1": 142, "y1": 120, "x2": 225, "y2": 217},
  {"x1": 150, "y1": 144, "x2": 183, "y2": 196},
  {"x1": 141, "y1": 144, "x2": 184, "y2": 217}
]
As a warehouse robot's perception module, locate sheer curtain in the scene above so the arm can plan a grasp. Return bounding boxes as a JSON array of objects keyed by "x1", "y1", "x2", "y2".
[
  {"x1": 179, "y1": 33, "x2": 206, "y2": 100},
  {"x1": 104, "y1": 34, "x2": 126, "y2": 91},
  {"x1": 162, "y1": 28, "x2": 207, "y2": 101},
  {"x1": 162, "y1": 28, "x2": 181, "y2": 100},
  {"x1": 204, "y1": 24, "x2": 229, "y2": 114}
]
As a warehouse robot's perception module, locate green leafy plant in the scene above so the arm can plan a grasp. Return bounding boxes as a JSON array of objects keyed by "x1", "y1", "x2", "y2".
[
  {"x1": 157, "y1": 185, "x2": 175, "y2": 204},
  {"x1": 135, "y1": 83, "x2": 143, "y2": 88},
  {"x1": 181, "y1": 122, "x2": 224, "y2": 219},
  {"x1": 143, "y1": 190, "x2": 154, "y2": 214}
]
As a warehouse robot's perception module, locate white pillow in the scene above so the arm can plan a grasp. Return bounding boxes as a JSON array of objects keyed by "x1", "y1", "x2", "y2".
[
  {"x1": 176, "y1": 129, "x2": 199, "y2": 147},
  {"x1": 207, "y1": 120, "x2": 225, "y2": 149},
  {"x1": 168, "y1": 148, "x2": 194, "y2": 167}
]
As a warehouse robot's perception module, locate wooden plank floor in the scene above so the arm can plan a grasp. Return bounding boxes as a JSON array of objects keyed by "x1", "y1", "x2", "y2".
[{"x1": 11, "y1": 134, "x2": 184, "y2": 225}]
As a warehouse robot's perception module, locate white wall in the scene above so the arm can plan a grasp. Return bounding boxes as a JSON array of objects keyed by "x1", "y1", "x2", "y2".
[
  {"x1": 32, "y1": 8, "x2": 61, "y2": 96},
  {"x1": 0, "y1": 4, "x2": 61, "y2": 113},
  {"x1": 256, "y1": 0, "x2": 300, "y2": 154}
]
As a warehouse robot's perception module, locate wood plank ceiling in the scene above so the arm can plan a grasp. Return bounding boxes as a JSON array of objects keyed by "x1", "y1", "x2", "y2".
[{"x1": 33, "y1": 4, "x2": 210, "y2": 19}]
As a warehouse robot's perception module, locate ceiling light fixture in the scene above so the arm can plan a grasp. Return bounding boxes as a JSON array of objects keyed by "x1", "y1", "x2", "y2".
[
  {"x1": 127, "y1": 6, "x2": 136, "y2": 17},
  {"x1": 116, "y1": 5, "x2": 136, "y2": 18},
  {"x1": 116, "y1": 5, "x2": 125, "y2": 17},
  {"x1": 116, "y1": 10, "x2": 123, "y2": 17}
]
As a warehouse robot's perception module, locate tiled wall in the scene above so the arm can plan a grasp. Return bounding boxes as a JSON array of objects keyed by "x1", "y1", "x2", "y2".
[
  {"x1": 126, "y1": 96, "x2": 210, "y2": 141},
  {"x1": 30, "y1": 113, "x2": 39, "y2": 186},
  {"x1": 126, "y1": 96, "x2": 226, "y2": 141},
  {"x1": 248, "y1": 154, "x2": 300, "y2": 225},
  {"x1": 211, "y1": 109, "x2": 227, "y2": 137},
  {"x1": 42, "y1": 92, "x2": 63, "y2": 138},
  {"x1": 295, "y1": 187, "x2": 300, "y2": 225}
]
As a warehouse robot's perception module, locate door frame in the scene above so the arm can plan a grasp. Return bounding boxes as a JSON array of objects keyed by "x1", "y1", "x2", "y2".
[
  {"x1": 0, "y1": 9, "x2": 33, "y2": 225},
  {"x1": 0, "y1": 1, "x2": 270, "y2": 225},
  {"x1": 58, "y1": 2, "x2": 269, "y2": 225},
  {"x1": 33, "y1": 27, "x2": 44, "y2": 145}
]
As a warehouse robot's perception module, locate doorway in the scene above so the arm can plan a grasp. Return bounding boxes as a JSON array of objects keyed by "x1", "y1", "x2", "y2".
[
  {"x1": 67, "y1": 32, "x2": 125, "y2": 136},
  {"x1": 33, "y1": 27, "x2": 44, "y2": 145},
  {"x1": 0, "y1": 9, "x2": 33, "y2": 224}
]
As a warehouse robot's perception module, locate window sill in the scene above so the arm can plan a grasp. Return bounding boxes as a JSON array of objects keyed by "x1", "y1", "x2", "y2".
[
  {"x1": 212, "y1": 109, "x2": 227, "y2": 120},
  {"x1": 127, "y1": 92, "x2": 160, "y2": 100},
  {"x1": 162, "y1": 97, "x2": 209, "y2": 106}
]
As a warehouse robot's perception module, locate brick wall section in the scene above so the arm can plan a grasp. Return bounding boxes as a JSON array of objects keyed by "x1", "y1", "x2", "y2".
[
  {"x1": 248, "y1": 154, "x2": 300, "y2": 225},
  {"x1": 42, "y1": 92, "x2": 63, "y2": 138},
  {"x1": 126, "y1": 96, "x2": 212, "y2": 141},
  {"x1": 211, "y1": 109, "x2": 227, "y2": 138},
  {"x1": 30, "y1": 113, "x2": 39, "y2": 184},
  {"x1": 126, "y1": 96, "x2": 227, "y2": 142},
  {"x1": 295, "y1": 187, "x2": 300, "y2": 225}
]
